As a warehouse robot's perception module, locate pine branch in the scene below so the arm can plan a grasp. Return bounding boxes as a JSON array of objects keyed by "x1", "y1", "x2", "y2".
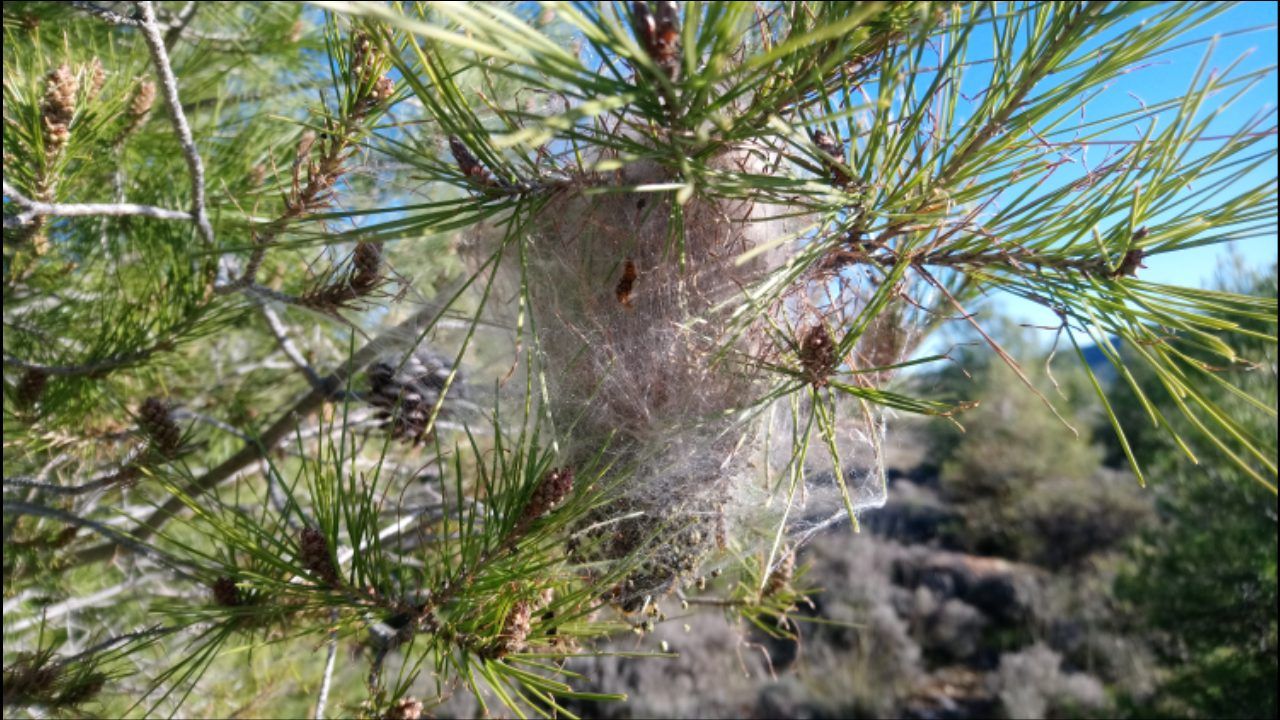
[{"x1": 68, "y1": 285, "x2": 466, "y2": 566}]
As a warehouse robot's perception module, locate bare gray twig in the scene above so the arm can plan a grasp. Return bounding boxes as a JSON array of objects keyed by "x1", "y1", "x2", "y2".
[
  {"x1": 313, "y1": 610, "x2": 339, "y2": 719},
  {"x1": 3, "y1": 180, "x2": 193, "y2": 229},
  {"x1": 137, "y1": 1, "x2": 215, "y2": 248},
  {"x1": 260, "y1": 303, "x2": 326, "y2": 390}
]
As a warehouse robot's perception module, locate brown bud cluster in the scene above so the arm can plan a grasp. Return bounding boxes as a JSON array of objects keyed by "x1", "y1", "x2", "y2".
[
  {"x1": 138, "y1": 397, "x2": 182, "y2": 456},
  {"x1": 383, "y1": 696, "x2": 424, "y2": 720},
  {"x1": 40, "y1": 64, "x2": 78, "y2": 154},
  {"x1": 1, "y1": 652, "x2": 106, "y2": 710},
  {"x1": 798, "y1": 324, "x2": 837, "y2": 386},
  {"x1": 299, "y1": 527, "x2": 341, "y2": 586},
  {"x1": 350, "y1": 31, "x2": 395, "y2": 118},
  {"x1": 525, "y1": 467, "x2": 574, "y2": 522},
  {"x1": 490, "y1": 600, "x2": 532, "y2": 658},
  {"x1": 631, "y1": 1, "x2": 681, "y2": 80}
]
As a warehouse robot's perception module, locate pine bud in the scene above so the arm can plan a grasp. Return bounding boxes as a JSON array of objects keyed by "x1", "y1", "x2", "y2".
[
  {"x1": 371, "y1": 76, "x2": 396, "y2": 103},
  {"x1": 115, "y1": 80, "x2": 155, "y2": 145},
  {"x1": 299, "y1": 527, "x2": 340, "y2": 586},
  {"x1": 524, "y1": 467, "x2": 574, "y2": 522},
  {"x1": 1112, "y1": 232, "x2": 1148, "y2": 278},
  {"x1": 138, "y1": 397, "x2": 182, "y2": 456},
  {"x1": 128, "y1": 79, "x2": 156, "y2": 119},
  {"x1": 798, "y1": 324, "x2": 837, "y2": 386}
]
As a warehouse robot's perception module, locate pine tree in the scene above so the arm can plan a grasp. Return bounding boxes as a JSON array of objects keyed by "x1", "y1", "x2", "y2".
[{"x1": 3, "y1": 2, "x2": 1275, "y2": 717}]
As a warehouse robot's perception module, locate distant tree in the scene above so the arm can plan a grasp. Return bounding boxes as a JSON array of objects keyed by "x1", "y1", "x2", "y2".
[{"x1": 1115, "y1": 264, "x2": 1278, "y2": 719}]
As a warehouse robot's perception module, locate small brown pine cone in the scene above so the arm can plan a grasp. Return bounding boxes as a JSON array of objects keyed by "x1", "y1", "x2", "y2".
[
  {"x1": 350, "y1": 242, "x2": 384, "y2": 294},
  {"x1": 15, "y1": 369, "x2": 48, "y2": 408},
  {"x1": 524, "y1": 467, "x2": 574, "y2": 522},
  {"x1": 211, "y1": 576, "x2": 243, "y2": 607},
  {"x1": 383, "y1": 697, "x2": 424, "y2": 720},
  {"x1": 798, "y1": 324, "x2": 837, "y2": 386},
  {"x1": 490, "y1": 600, "x2": 532, "y2": 658},
  {"x1": 138, "y1": 397, "x2": 182, "y2": 456},
  {"x1": 41, "y1": 64, "x2": 78, "y2": 152},
  {"x1": 299, "y1": 527, "x2": 340, "y2": 586}
]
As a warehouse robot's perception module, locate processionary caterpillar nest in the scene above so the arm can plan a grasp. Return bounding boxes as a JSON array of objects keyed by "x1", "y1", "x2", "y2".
[{"x1": 471, "y1": 142, "x2": 903, "y2": 607}]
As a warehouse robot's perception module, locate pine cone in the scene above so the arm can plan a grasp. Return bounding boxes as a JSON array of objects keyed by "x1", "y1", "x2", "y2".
[
  {"x1": 524, "y1": 467, "x2": 574, "y2": 522},
  {"x1": 350, "y1": 241, "x2": 383, "y2": 295},
  {"x1": 299, "y1": 527, "x2": 340, "y2": 586},
  {"x1": 138, "y1": 397, "x2": 182, "y2": 456},
  {"x1": 367, "y1": 348, "x2": 462, "y2": 445}
]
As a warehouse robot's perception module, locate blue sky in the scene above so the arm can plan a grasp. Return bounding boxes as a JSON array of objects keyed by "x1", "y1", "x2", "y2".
[{"x1": 994, "y1": 2, "x2": 1278, "y2": 328}]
